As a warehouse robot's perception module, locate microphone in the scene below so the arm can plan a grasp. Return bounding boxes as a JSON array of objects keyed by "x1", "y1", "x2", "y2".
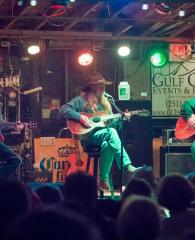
[
  {"x1": 104, "y1": 92, "x2": 113, "y2": 99},
  {"x1": 23, "y1": 87, "x2": 43, "y2": 95}
]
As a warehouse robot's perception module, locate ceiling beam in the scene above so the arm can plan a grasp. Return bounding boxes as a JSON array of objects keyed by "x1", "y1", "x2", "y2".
[
  {"x1": 0, "y1": 15, "x2": 193, "y2": 24},
  {"x1": 0, "y1": 30, "x2": 113, "y2": 40},
  {"x1": 171, "y1": 21, "x2": 195, "y2": 36},
  {"x1": 4, "y1": 6, "x2": 30, "y2": 30},
  {"x1": 0, "y1": 29, "x2": 194, "y2": 43},
  {"x1": 152, "y1": 21, "x2": 183, "y2": 36},
  {"x1": 35, "y1": 9, "x2": 62, "y2": 30},
  {"x1": 114, "y1": 25, "x2": 133, "y2": 38},
  {"x1": 64, "y1": 2, "x2": 103, "y2": 30},
  {"x1": 156, "y1": 12, "x2": 195, "y2": 36},
  {"x1": 113, "y1": 7, "x2": 155, "y2": 37},
  {"x1": 141, "y1": 3, "x2": 195, "y2": 36}
]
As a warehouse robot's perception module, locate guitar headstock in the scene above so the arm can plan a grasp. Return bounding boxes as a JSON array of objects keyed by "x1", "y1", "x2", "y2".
[
  {"x1": 28, "y1": 122, "x2": 37, "y2": 129},
  {"x1": 24, "y1": 122, "x2": 38, "y2": 129},
  {"x1": 137, "y1": 109, "x2": 150, "y2": 117},
  {"x1": 127, "y1": 109, "x2": 150, "y2": 118}
]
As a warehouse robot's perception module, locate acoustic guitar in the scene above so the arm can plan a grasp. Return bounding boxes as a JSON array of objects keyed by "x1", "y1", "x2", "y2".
[
  {"x1": 175, "y1": 117, "x2": 195, "y2": 140},
  {"x1": 67, "y1": 110, "x2": 149, "y2": 139}
]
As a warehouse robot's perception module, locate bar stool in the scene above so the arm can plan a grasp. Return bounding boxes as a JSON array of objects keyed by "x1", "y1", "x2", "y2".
[{"x1": 84, "y1": 145, "x2": 114, "y2": 198}]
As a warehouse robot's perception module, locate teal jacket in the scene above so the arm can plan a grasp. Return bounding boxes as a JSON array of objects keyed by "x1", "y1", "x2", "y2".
[
  {"x1": 59, "y1": 95, "x2": 108, "y2": 121},
  {"x1": 181, "y1": 98, "x2": 195, "y2": 120},
  {"x1": 59, "y1": 95, "x2": 121, "y2": 131}
]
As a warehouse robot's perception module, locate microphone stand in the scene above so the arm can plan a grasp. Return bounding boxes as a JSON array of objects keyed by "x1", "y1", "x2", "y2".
[{"x1": 107, "y1": 96, "x2": 128, "y2": 195}]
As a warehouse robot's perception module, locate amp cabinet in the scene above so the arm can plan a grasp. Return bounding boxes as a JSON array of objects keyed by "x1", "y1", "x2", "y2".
[{"x1": 160, "y1": 145, "x2": 194, "y2": 176}]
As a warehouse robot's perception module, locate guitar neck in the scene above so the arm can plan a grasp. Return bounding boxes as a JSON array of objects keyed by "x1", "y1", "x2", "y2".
[
  {"x1": 101, "y1": 110, "x2": 145, "y2": 121},
  {"x1": 0, "y1": 122, "x2": 36, "y2": 132},
  {"x1": 0, "y1": 122, "x2": 16, "y2": 131},
  {"x1": 101, "y1": 113, "x2": 121, "y2": 121}
]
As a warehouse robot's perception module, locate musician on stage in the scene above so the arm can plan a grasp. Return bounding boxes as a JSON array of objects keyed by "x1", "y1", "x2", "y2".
[
  {"x1": 181, "y1": 98, "x2": 195, "y2": 163},
  {"x1": 59, "y1": 72, "x2": 141, "y2": 191},
  {"x1": 0, "y1": 111, "x2": 22, "y2": 178}
]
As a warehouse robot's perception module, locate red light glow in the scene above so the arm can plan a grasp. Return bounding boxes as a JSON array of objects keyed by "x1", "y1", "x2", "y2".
[{"x1": 78, "y1": 52, "x2": 93, "y2": 66}]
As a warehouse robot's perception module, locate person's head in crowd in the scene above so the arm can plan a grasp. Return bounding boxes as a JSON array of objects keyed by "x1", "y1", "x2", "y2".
[
  {"x1": 157, "y1": 173, "x2": 194, "y2": 213},
  {"x1": 35, "y1": 185, "x2": 63, "y2": 206},
  {"x1": 121, "y1": 177, "x2": 152, "y2": 201},
  {"x1": 96, "y1": 199, "x2": 121, "y2": 220},
  {"x1": 63, "y1": 171, "x2": 97, "y2": 206},
  {"x1": 8, "y1": 207, "x2": 103, "y2": 240},
  {"x1": 132, "y1": 165, "x2": 156, "y2": 189},
  {"x1": 179, "y1": 229, "x2": 195, "y2": 240},
  {"x1": 0, "y1": 179, "x2": 32, "y2": 219},
  {"x1": 117, "y1": 195, "x2": 162, "y2": 240},
  {"x1": 186, "y1": 172, "x2": 195, "y2": 187},
  {"x1": 0, "y1": 179, "x2": 32, "y2": 238}
]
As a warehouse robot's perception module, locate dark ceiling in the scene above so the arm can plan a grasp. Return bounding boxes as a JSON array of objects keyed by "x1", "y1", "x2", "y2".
[{"x1": 0, "y1": 0, "x2": 195, "y2": 46}]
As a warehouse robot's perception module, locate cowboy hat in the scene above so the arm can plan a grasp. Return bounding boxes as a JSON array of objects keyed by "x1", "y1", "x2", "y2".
[{"x1": 83, "y1": 72, "x2": 112, "y2": 89}]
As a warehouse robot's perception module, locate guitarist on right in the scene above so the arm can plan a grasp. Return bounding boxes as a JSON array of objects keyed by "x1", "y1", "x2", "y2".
[{"x1": 180, "y1": 98, "x2": 195, "y2": 164}]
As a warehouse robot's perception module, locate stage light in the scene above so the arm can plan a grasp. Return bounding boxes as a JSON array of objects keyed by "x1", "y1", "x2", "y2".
[
  {"x1": 78, "y1": 52, "x2": 93, "y2": 66},
  {"x1": 117, "y1": 46, "x2": 130, "y2": 57},
  {"x1": 179, "y1": 9, "x2": 185, "y2": 17},
  {"x1": 27, "y1": 45, "x2": 40, "y2": 55},
  {"x1": 18, "y1": 0, "x2": 23, "y2": 6},
  {"x1": 155, "y1": 3, "x2": 172, "y2": 15},
  {"x1": 30, "y1": 0, "x2": 37, "y2": 6},
  {"x1": 69, "y1": 0, "x2": 76, "y2": 2},
  {"x1": 150, "y1": 48, "x2": 167, "y2": 67},
  {"x1": 49, "y1": 0, "x2": 67, "y2": 16},
  {"x1": 142, "y1": 3, "x2": 148, "y2": 10}
]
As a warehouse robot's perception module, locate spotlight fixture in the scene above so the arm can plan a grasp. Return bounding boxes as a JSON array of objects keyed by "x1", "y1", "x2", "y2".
[
  {"x1": 18, "y1": 0, "x2": 23, "y2": 6},
  {"x1": 179, "y1": 9, "x2": 185, "y2": 17},
  {"x1": 27, "y1": 45, "x2": 40, "y2": 55},
  {"x1": 78, "y1": 52, "x2": 93, "y2": 66},
  {"x1": 142, "y1": 3, "x2": 149, "y2": 10},
  {"x1": 150, "y1": 48, "x2": 167, "y2": 67},
  {"x1": 30, "y1": 0, "x2": 37, "y2": 6},
  {"x1": 117, "y1": 46, "x2": 131, "y2": 57},
  {"x1": 155, "y1": 3, "x2": 172, "y2": 15},
  {"x1": 44, "y1": 0, "x2": 67, "y2": 17}
]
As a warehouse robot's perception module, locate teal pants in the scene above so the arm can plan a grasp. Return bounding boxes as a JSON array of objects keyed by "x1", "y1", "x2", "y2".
[
  {"x1": 191, "y1": 141, "x2": 195, "y2": 164},
  {"x1": 84, "y1": 128, "x2": 131, "y2": 181}
]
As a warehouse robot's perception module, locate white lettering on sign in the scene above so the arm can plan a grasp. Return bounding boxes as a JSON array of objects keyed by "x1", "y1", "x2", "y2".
[
  {"x1": 152, "y1": 62, "x2": 195, "y2": 117},
  {"x1": 0, "y1": 75, "x2": 20, "y2": 87}
]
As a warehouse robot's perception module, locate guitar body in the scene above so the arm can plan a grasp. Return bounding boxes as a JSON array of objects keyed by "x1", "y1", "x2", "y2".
[
  {"x1": 67, "y1": 110, "x2": 149, "y2": 139},
  {"x1": 175, "y1": 117, "x2": 195, "y2": 140},
  {"x1": 67, "y1": 112, "x2": 110, "y2": 139}
]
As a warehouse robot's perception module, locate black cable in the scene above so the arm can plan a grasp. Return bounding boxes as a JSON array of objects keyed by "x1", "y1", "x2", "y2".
[{"x1": 106, "y1": 95, "x2": 125, "y2": 194}]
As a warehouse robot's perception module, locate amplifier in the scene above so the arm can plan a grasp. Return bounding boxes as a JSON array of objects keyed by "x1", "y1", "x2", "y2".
[
  {"x1": 165, "y1": 153, "x2": 194, "y2": 175},
  {"x1": 162, "y1": 129, "x2": 193, "y2": 146},
  {"x1": 160, "y1": 146, "x2": 193, "y2": 176}
]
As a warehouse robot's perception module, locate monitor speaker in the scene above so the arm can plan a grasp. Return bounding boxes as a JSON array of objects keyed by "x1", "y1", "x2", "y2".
[{"x1": 165, "y1": 153, "x2": 194, "y2": 175}]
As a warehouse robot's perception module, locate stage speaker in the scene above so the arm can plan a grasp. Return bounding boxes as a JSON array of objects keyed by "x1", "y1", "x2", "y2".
[
  {"x1": 165, "y1": 153, "x2": 194, "y2": 175},
  {"x1": 114, "y1": 100, "x2": 152, "y2": 167}
]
